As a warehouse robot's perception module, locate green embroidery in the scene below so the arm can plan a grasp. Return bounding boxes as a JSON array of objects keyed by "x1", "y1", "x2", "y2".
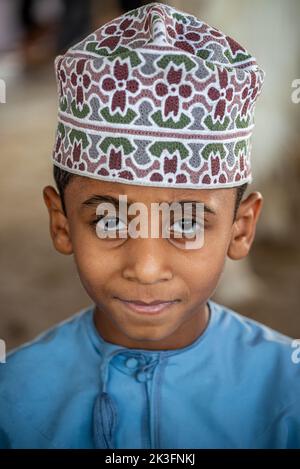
[
  {"x1": 86, "y1": 43, "x2": 141, "y2": 67},
  {"x1": 235, "y1": 115, "x2": 251, "y2": 129},
  {"x1": 100, "y1": 137, "x2": 135, "y2": 155},
  {"x1": 172, "y1": 12, "x2": 188, "y2": 23},
  {"x1": 101, "y1": 107, "x2": 137, "y2": 124},
  {"x1": 203, "y1": 143, "x2": 226, "y2": 160},
  {"x1": 157, "y1": 55, "x2": 196, "y2": 71},
  {"x1": 234, "y1": 140, "x2": 247, "y2": 156},
  {"x1": 69, "y1": 129, "x2": 89, "y2": 148},
  {"x1": 109, "y1": 48, "x2": 142, "y2": 67},
  {"x1": 204, "y1": 115, "x2": 230, "y2": 131},
  {"x1": 150, "y1": 142, "x2": 189, "y2": 159},
  {"x1": 151, "y1": 111, "x2": 191, "y2": 129},
  {"x1": 205, "y1": 62, "x2": 216, "y2": 72},
  {"x1": 224, "y1": 49, "x2": 252, "y2": 65},
  {"x1": 152, "y1": 14, "x2": 163, "y2": 22},
  {"x1": 58, "y1": 123, "x2": 66, "y2": 139},
  {"x1": 197, "y1": 49, "x2": 210, "y2": 60},
  {"x1": 71, "y1": 100, "x2": 90, "y2": 119},
  {"x1": 59, "y1": 97, "x2": 68, "y2": 112},
  {"x1": 86, "y1": 41, "x2": 108, "y2": 56}
]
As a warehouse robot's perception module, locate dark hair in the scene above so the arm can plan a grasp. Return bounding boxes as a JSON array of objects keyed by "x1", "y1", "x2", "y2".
[
  {"x1": 234, "y1": 181, "x2": 248, "y2": 220},
  {"x1": 53, "y1": 165, "x2": 74, "y2": 216},
  {"x1": 53, "y1": 165, "x2": 248, "y2": 220}
]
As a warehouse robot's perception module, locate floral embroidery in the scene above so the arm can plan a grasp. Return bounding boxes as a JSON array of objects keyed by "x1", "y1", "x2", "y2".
[
  {"x1": 102, "y1": 60, "x2": 139, "y2": 113},
  {"x1": 155, "y1": 66, "x2": 192, "y2": 118}
]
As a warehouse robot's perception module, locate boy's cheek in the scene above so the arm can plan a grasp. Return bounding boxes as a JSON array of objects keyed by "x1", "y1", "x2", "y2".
[
  {"x1": 188, "y1": 267, "x2": 223, "y2": 302},
  {"x1": 184, "y1": 244, "x2": 228, "y2": 296},
  {"x1": 74, "y1": 260, "x2": 108, "y2": 303},
  {"x1": 75, "y1": 249, "x2": 108, "y2": 279}
]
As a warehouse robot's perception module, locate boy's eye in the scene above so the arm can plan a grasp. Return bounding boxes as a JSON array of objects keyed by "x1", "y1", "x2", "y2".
[
  {"x1": 169, "y1": 218, "x2": 203, "y2": 238},
  {"x1": 92, "y1": 215, "x2": 127, "y2": 238}
]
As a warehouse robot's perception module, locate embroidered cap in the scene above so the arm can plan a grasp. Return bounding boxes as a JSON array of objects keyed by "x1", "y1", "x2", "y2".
[{"x1": 52, "y1": 2, "x2": 265, "y2": 189}]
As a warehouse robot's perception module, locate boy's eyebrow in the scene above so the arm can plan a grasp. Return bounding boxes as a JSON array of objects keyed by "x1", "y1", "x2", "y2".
[{"x1": 81, "y1": 194, "x2": 216, "y2": 215}]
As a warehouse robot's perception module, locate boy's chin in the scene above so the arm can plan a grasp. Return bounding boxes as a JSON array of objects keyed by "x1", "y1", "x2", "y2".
[{"x1": 120, "y1": 323, "x2": 185, "y2": 350}]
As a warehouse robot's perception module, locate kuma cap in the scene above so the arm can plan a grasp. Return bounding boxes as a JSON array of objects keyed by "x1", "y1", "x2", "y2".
[{"x1": 52, "y1": 2, "x2": 265, "y2": 189}]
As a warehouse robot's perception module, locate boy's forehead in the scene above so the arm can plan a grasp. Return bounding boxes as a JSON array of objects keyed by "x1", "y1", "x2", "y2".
[{"x1": 69, "y1": 175, "x2": 234, "y2": 207}]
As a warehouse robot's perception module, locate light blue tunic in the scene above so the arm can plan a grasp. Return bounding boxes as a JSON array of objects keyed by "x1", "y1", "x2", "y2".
[{"x1": 0, "y1": 300, "x2": 299, "y2": 449}]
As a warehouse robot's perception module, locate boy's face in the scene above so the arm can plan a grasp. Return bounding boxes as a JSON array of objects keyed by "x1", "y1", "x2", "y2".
[{"x1": 43, "y1": 176, "x2": 262, "y2": 350}]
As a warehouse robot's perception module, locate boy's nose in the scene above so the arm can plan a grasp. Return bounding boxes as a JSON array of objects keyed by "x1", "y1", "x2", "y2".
[{"x1": 122, "y1": 237, "x2": 173, "y2": 285}]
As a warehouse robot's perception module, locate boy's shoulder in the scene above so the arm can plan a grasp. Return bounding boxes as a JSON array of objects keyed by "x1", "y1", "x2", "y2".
[
  {"x1": 0, "y1": 306, "x2": 95, "y2": 401},
  {"x1": 6, "y1": 305, "x2": 92, "y2": 355},
  {"x1": 210, "y1": 300, "x2": 300, "y2": 390},
  {"x1": 211, "y1": 299, "x2": 296, "y2": 353},
  {"x1": 0, "y1": 306, "x2": 98, "y2": 448}
]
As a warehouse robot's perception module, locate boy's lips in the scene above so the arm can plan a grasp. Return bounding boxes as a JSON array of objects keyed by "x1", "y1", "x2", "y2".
[{"x1": 115, "y1": 297, "x2": 180, "y2": 315}]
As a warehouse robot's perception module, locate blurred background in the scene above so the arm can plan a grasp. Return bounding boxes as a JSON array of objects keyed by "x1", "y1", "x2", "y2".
[{"x1": 0, "y1": 0, "x2": 299, "y2": 351}]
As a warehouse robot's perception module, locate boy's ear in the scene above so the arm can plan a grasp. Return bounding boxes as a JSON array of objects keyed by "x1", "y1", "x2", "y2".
[
  {"x1": 43, "y1": 186, "x2": 73, "y2": 255},
  {"x1": 227, "y1": 191, "x2": 263, "y2": 260}
]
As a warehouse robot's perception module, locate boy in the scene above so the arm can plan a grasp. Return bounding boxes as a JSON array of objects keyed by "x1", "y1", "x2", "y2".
[{"x1": 0, "y1": 2, "x2": 299, "y2": 449}]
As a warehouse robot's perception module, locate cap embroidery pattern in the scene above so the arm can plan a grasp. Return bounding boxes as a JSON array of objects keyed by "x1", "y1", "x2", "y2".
[{"x1": 53, "y1": 2, "x2": 265, "y2": 189}]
